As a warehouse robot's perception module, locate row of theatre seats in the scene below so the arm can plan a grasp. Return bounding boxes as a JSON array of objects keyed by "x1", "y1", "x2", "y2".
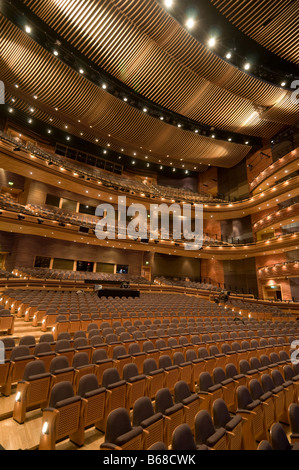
[{"x1": 5, "y1": 343, "x2": 299, "y2": 450}]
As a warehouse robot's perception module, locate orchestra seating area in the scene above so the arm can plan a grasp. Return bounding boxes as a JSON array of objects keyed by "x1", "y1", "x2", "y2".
[
  {"x1": 0, "y1": 290, "x2": 298, "y2": 450},
  {"x1": 1, "y1": 0, "x2": 299, "y2": 454}
]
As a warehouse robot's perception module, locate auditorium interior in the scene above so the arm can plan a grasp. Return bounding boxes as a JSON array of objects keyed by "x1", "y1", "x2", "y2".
[{"x1": 0, "y1": 0, "x2": 298, "y2": 452}]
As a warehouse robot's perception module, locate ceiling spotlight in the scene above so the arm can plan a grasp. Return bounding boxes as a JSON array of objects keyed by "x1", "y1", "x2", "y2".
[
  {"x1": 225, "y1": 52, "x2": 232, "y2": 59},
  {"x1": 211, "y1": 134, "x2": 216, "y2": 139},
  {"x1": 47, "y1": 129, "x2": 52, "y2": 134},
  {"x1": 25, "y1": 25, "x2": 31, "y2": 34},
  {"x1": 244, "y1": 62, "x2": 251, "y2": 70},
  {"x1": 123, "y1": 97, "x2": 128, "y2": 102},
  {"x1": 102, "y1": 83, "x2": 107, "y2": 89},
  {"x1": 66, "y1": 136, "x2": 70, "y2": 141},
  {"x1": 228, "y1": 137, "x2": 232, "y2": 141},
  {"x1": 245, "y1": 141, "x2": 250, "y2": 145},
  {"x1": 280, "y1": 81, "x2": 286, "y2": 87},
  {"x1": 29, "y1": 107, "x2": 35, "y2": 113},
  {"x1": 194, "y1": 129, "x2": 199, "y2": 133},
  {"x1": 28, "y1": 119, "x2": 32, "y2": 124},
  {"x1": 177, "y1": 123, "x2": 182, "y2": 128},
  {"x1": 160, "y1": 116, "x2": 164, "y2": 121},
  {"x1": 53, "y1": 50, "x2": 59, "y2": 56},
  {"x1": 79, "y1": 68, "x2": 84, "y2": 74},
  {"x1": 208, "y1": 37, "x2": 216, "y2": 48},
  {"x1": 186, "y1": 18, "x2": 195, "y2": 30},
  {"x1": 8, "y1": 108, "x2": 13, "y2": 113},
  {"x1": 143, "y1": 107, "x2": 148, "y2": 113},
  {"x1": 164, "y1": 0, "x2": 173, "y2": 7}
]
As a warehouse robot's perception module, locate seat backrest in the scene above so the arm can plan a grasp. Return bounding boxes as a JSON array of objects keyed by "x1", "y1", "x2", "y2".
[
  {"x1": 159, "y1": 355, "x2": 172, "y2": 369},
  {"x1": 270, "y1": 423, "x2": 292, "y2": 451},
  {"x1": 250, "y1": 357, "x2": 261, "y2": 369},
  {"x1": 195, "y1": 410, "x2": 216, "y2": 444},
  {"x1": 289, "y1": 403, "x2": 299, "y2": 435},
  {"x1": 174, "y1": 380, "x2": 191, "y2": 403},
  {"x1": 123, "y1": 363, "x2": 139, "y2": 381},
  {"x1": 213, "y1": 367, "x2": 226, "y2": 384},
  {"x1": 50, "y1": 356, "x2": 70, "y2": 373},
  {"x1": 237, "y1": 385, "x2": 253, "y2": 409},
  {"x1": 198, "y1": 347, "x2": 209, "y2": 359},
  {"x1": 72, "y1": 352, "x2": 89, "y2": 368},
  {"x1": 105, "y1": 408, "x2": 132, "y2": 443},
  {"x1": 173, "y1": 352, "x2": 185, "y2": 366},
  {"x1": 199, "y1": 372, "x2": 213, "y2": 391},
  {"x1": 102, "y1": 368, "x2": 121, "y2": 388},
  {"x1": 23, "y1": 360, "x2": 46, "y2": 381},
  {"x1": 186, "y1": 349, "x2": 197, "y2": 362},
  {"x1": 128, "y1": 344, "x2": 140, "y2": 355},
  {"x1": 10, "y1": 346, "x2": 31, "y2": 361},
  {"x1": 19, "y1": 336, "x2": 36, "y2": 346},
  {"x1": 55, "y1": 340, "x2": 71, "y2": 352},
  {"x1": 48, "y1": 381, "x2": 75, "y2": 408},
  {"x1": 92, "y1": 349, "x2": 108, "y2": 363},
  {"x1": 34, "y1": 342, "x2": 52, "y2": 355},
  {"x1": 212, "y1": 399, "x2": 231, "y2": 428},
  {"x1": 261, "y1": 374, "x2": 275, "y2": 393},
  {"x1": 271, "y1": 369, "x2": 284, "y2": 386},
  {"x1": 239, "y1": 360, "x2": 251, "y2": 374},
  {"x1": 155, "y1": 388, "x2": 173, "y2": 414},
  {"x1": 143, "y1": 358, "x2": 157, "y2": 375},
  {"x1": 113, "y1": 346, "x2": 127, "y2": 359},
  {"x1": 172, "y1": 424, "x2": 197, "y2": 451},
  {"x1": 39, "y1": 334, "x2": 55, "y2": 343},
  {"x1": 249, "y1": 379, "x2": 264, "y2": 400},
  {"x1": 143, "y1": 341, "x2": 155, "y2": 352},
  {"x1": 77, "y1": 373, "x2": 100, "y2": 397},
  {"x1": 133, "y1": 396, "x2": 155, "y2": 426}
]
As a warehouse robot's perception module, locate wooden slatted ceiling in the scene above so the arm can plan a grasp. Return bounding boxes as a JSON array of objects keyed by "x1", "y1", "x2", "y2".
[
  {"x1": 0, "y1": 15, "x2": 253, "y2": 169},
  {"x1": 211, "y1": 0, "x2": 299, "y2": 65},
  {"x1": 22, "y1": 0, "x2": 298, "y2": 133}
]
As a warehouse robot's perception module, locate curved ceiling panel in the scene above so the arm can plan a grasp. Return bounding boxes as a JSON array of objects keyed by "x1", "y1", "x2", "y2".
[
  {"x1": 0, "y1": 15, "x2": 252, "y2": 169},
  {"x1": 211, "y1": 0, "x2": 299, "y2": 65},
  {"x1": 21, "y1": 0, "x2": 297, "y2": 137}
]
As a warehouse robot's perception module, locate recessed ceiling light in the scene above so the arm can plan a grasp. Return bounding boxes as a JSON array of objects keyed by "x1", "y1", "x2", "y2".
[
  {"x1": 79, "y1": 68, "x2": 84, "y2": 74},
  {"x1": 25, "y1": 25, "x2": 31, "y2": 34},
  {"x1": 281, "y1": 81, "x2": 286, "y2": 87},
  {"x1": 208, "y1": 37, "x2": 216, "y2": 48},
  {"x1": 143, "y1": 107, "x2": 148, "y2": 113},
  {"x1": 123, "y1": 97, "x2": 128, "y2": 102},
  {"x1": 53, "y1": 50, "x2": 59, "y2": 56},
  {"x1": 244, "y1": 62, "x2": 251, "y2": 70},
  {"x1": 226, "y1": 52, "x2": 232, "y2": 59},
  {"x1": 164, "y1": 0, "x2": 173, "y2": 7},
  {"x1": 186, "y1": 18, "x2": 195, "y2": 29},
  {"x1": 102, "y1": 83, "x2": 107, "y2": 89}
]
